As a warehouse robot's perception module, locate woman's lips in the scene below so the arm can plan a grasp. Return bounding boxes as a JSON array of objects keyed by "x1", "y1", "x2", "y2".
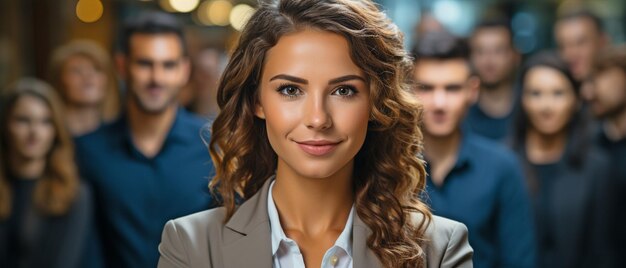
[{"x1": 295, "y1": 140, "x2": 341, "y2": 156}]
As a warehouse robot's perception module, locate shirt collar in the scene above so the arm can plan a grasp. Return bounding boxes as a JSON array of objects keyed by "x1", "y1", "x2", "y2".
[
  {"x1": 267, "y1": 180, "x2": 354, "y2": 257},
  {"x1": 453, "y1": 131, "x2": 472, "y2": 170},
  {"x1": 118, "y1": 107, "x2": 196, "y2": 152}
]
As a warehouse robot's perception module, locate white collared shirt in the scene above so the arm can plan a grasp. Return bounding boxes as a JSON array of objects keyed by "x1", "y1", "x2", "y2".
[{"x1": 267, "y1": 181, "x2": 354, "y2": 268}]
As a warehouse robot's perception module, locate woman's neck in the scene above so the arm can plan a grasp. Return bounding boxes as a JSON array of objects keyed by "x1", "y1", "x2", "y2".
[
  {"x1": 272, "y1": 160, "x2": 354, "y2": 236},
  {"x1": 65, "y1": 104, "x2": 101, "y2": 136},
  {"x1": 525, "y1": 128, "x2": 567, "y2": 164},
  {"x1": 9, "y1": 154, "x2": 45, "y2": 180}
]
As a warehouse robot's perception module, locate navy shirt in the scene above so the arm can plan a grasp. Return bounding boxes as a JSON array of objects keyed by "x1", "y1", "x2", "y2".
[
  {"x1": 75, "y1": 108, "x2": 215, "y2": 268},
  {"x1": 463, "y1": 104, "x2": 515, "y2": 142},
  {"x1": 424, "y1": 133, "x2": 536, "y2": 268}
]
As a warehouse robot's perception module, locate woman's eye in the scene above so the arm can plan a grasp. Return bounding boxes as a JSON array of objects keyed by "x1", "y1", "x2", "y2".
[
  {"x1": 333, "y1": 86, "x2": 357, "y2": 97},
  {"x1": 277, "y1": 85, "x2": 302, "y2": 97}
]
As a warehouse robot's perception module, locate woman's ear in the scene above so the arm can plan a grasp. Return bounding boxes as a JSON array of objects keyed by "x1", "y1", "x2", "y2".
[{"x1": 254, "y1": 102, "x2": 266, "y2": 119}]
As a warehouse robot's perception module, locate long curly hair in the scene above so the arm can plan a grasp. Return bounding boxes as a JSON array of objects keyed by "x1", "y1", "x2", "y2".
[
  {"x1": 209, "y1": 0, "x2": 431, "y2": 266},
  {"x1": 0, "y1": 78, "x2": 80, "y2": 219}
]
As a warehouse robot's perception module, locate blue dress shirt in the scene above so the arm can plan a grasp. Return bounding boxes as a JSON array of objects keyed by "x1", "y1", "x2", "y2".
[
  {"x1": 75, "y1": 108, "x2": 215, "y2": 268},
  {"x1": 424, "y1": 133, "x2": 536, "y2": 268}
]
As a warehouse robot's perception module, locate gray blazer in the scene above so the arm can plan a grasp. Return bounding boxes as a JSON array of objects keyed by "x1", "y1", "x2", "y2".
[{"x1": 158, "y1": 180, "x2": 473, "y2": 268}]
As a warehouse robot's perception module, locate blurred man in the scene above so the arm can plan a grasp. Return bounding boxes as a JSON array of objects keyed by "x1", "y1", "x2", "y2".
[
  {"x1": 466, "y1": 18, "x2": 520, "y2": 141},
  {"x1": 412, "y1": 32, "x2": 535, "y2": 268},
  {"x1": 586, "y1": 45, "x2": 626, "y2": 266},
  {"x1": 75, "y1": 12, "x2": 215, "y2": 267},
  {"x1": 555, "y1": 10, "x2": 609, "y2": 82}
]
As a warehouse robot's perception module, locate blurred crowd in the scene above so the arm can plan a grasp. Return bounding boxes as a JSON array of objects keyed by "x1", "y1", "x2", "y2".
[{"x1": 0, "y1": 3, "x2": 625, "y2": 268}]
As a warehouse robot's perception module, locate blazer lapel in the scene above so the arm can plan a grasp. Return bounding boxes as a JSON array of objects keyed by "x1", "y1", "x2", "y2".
[
  {"x1": 221, "y1": 179, "x2": 384, "y2": 268},
  {"x1": 352, "y1": 213, "x2": 383, "y2": 268},
  {"x1": 222, "y1": 179, "x2": 274, "y2": 268}
]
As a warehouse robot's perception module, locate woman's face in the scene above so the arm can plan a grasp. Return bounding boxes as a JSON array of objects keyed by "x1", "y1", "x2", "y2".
[
  {"x1": 256, "y1": 29, "x2": 371, "y2": 179},
  {"x1": 522, "y1": 66, "x2": 578, "y2": 136},
  {"x1": 61, "y1": 55, "x2": 107, "y2": 106},
  {"x1": 7, "y1": 95, "x2": 56, "y2": 161}
]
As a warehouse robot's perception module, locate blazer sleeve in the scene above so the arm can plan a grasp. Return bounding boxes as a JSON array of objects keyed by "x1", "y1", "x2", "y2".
[
  {"x1": 158, "y1": 220, "x2": 192, "y2": 268},
  {"x1": 441, "y1": 222, "x2": 473, "y2": 268}
]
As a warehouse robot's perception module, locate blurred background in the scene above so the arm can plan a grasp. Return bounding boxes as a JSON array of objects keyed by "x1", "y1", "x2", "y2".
[
  {"x1": 1, "y1": 1, "x2": 625, "y2": 267},
  {"x1": 1, "y1": 0, "x2": 624, "y2": 88}
]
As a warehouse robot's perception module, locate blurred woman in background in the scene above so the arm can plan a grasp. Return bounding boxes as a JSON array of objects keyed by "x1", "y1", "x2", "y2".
[
  {"x1": 48, "y1": 40, "x2": 120, "y2": 136},
  {"x1": 511, "y1": 51, "x2": 612, "y2": 268},
  {"x1": 0, "y1": 78, "x2": 92, "y2": 268}
]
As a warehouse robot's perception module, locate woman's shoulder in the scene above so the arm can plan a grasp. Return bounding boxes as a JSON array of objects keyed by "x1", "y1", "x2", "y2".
[
  {"x1": 158, "y1": 207, "x2": 228, "y2": 267},
  {"x1": 166, "y1": 207, "x2": 228, "y2": 234},
  {"x1": 412, "y1": 213, "x2": 474, "y2": 268},
  {"x1": 424, "y1": 215, "x2": 469, "y2": 243}
]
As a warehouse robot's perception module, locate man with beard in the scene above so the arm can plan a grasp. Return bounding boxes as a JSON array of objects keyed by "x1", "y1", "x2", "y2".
[
  {"x1": 74, "y1": 12, "x2": 215, "y2": 267},
  {"x1": 585, "y1": 45, "x2": 626, "y2": 266},
  {"x1": 465, "y1": 18, "x2": 521, "y2": 141},
  {"x1": 555, "y1": 10, "x2": 609, "y2": 83}
]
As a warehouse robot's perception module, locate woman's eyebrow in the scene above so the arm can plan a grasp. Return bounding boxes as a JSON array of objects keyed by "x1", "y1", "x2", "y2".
[
  {"x1": 269, "y1": 74, "x2": 308, "y2": 84},
  {"x1": 269, "y1": 74, "x2": 366, "y2": 85},
  {"x1": 328, "y1": 75, "x2": 366, "y2": 85}
]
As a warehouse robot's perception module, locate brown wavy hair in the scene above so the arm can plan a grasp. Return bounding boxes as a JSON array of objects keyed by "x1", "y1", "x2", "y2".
[
  {"x1": 209, "y1": 0, "x2": 431, "y2": 266},
  {"x1": 0, "y1": 78, "x2": 80, "y2": 219},
  {"x1": 48, "y1": 39, "x2": 120, "y2": 122}
]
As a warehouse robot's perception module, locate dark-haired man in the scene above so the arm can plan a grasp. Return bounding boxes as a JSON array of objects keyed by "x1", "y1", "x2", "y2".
[
  {"x1": 411, "y1": 32, "x2": 535, "y2": 268},
  {"x1": 555, "y1": 10, "x2": 609, "y2": 82},
  {"x1": 75, "y1": 11, "x2": 215, "y2": 267},
  {"x1": 586, "y1": 45, "x2": 626, "y2": 266},
  {"x1": 466, "y1": 18, "x2": 520, "y2": 141}
]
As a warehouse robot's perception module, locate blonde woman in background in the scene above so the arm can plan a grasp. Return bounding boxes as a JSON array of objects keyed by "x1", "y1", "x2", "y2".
[{"x1": 49, "y1": 40, "x2": 120, "y2": 136}]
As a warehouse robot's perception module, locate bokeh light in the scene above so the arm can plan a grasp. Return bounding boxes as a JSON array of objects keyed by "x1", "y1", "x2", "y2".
[
  {"x1": 208, "y1": 0, "x2": 232, "y2": 26},
  {"x1": 229, "y1": 4, "x2": 254, "y2": 31},
  {"x1": 76, "y1": 0, "x2": 104, "y2": 23},
  {"x1": 169, "y1": 0, "x2": 200, "y2": 13}
]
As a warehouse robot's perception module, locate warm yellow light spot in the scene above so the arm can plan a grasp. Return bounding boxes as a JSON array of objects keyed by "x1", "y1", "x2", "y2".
[
  {"x1": 76, "y1": 0, "x2": 104, "y2": 23},
  {"x1": 229, "y1": 4, "x2": 254, "y2": 31},
  {"x1": 169, "y1": 0, "x2": 200, "y2": 13},
  {"x1": 159, "y1": 0, "x2": 175, "y2": 12},
  {"x1": 207, "y1": 0, "x2": 232, "y2": 26}
]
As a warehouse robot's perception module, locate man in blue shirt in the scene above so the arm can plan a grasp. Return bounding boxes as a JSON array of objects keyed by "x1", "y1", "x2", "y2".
[
  {"x1": 411, "y1": 31, "x2": 536, "y2": 268},
  {"x1": 465, "y1": 18, "x2": 520, "y2": 142},
  {"x1": 75, "y1": 11, "x2": 215, "y2": 267}
]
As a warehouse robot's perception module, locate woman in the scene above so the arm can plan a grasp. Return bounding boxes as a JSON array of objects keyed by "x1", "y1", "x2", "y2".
[
  {"x1": 158, "y1": 0, "x2": 473, "y2": 267},
  {"x1": 511, "y1": 52, "x2": 612, "y2": 268},
  {"x1": 0, "y1": 78, "x2": 92, "y2": 268},
  {"x1": 49, "y1": 40, "x2": 120, "y2": 136}
]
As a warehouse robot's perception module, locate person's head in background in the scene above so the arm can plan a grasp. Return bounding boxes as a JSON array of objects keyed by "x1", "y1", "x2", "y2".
[
  {"x1": 49, "y1": 40, "x2": 120, "y2": 136},
  {"x1": 0, "y1": 78, "x2": 79, "y2": 219},
  {"x1": 512, "y1": 51, "x2": 587, "y2": 166},
  {"x1": 470, "y1": 18, "x2": 520, "y2": 90},
  {"x1": 117, "y1": 11, "x2": 190, "y2": 116},
  {"x1": 555, "y1": 9, "x2": 609, "y2": 81},
  {"x1": 585, "y1": 45, "x2": 626, "y2": 139},
  {"x1": 187, "y1": 47, "x2": 224, "y2": 118},
  {"x1": 412, "y1": 32, "x2": 480, "y2": 140}
]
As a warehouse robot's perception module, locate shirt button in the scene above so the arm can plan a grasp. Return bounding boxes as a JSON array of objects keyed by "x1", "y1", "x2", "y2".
[{"x1": 330, "y1": 255, "x2": 338, "y2": 266}]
